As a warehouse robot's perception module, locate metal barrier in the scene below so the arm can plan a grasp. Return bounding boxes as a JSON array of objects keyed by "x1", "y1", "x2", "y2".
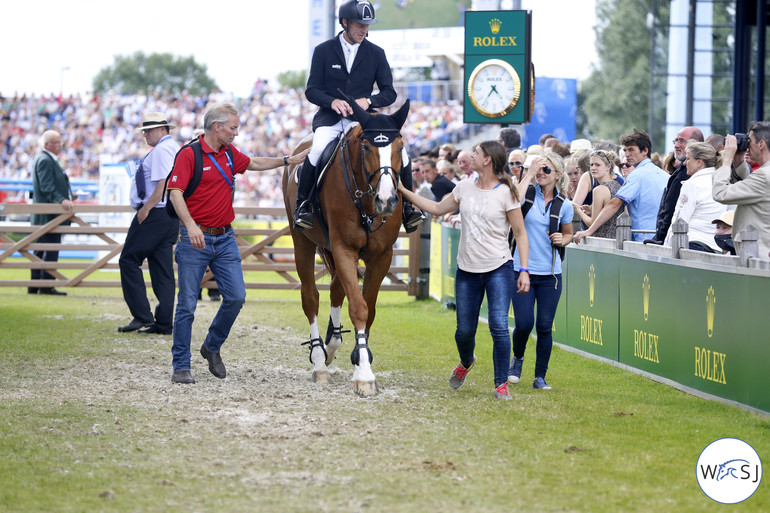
[
  {"x1": 0, "y1": 203, "x2": 424, "y2": 295},
  {"x1": 584, "y1": 212, "x2": 770, "y2": 270}
]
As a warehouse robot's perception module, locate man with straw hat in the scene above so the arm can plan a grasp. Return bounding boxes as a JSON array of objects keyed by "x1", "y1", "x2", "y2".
[{"x1": 117, "y1": 112, "x2": 181, "y2": 335}]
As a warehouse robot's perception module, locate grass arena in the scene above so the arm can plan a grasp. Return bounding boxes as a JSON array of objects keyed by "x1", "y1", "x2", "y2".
[{"x1": 0, "y1": 271, "x2": 767, "y2": 512}]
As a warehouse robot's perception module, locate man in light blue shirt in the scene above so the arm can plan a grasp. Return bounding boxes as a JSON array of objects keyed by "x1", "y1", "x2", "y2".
[{"x1": 574, "y1": 130, "x2": 668, "y2": 242}]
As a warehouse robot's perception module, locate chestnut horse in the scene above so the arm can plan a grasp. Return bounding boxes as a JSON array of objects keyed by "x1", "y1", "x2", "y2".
[{"x1": 282, "y1": 100, "x2": 410, "y2": 397}]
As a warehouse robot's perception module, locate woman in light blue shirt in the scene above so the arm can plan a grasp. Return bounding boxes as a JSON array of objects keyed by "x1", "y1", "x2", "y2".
[{"x1": 510, "y1": 153, "x2": 574, "y2": 390}]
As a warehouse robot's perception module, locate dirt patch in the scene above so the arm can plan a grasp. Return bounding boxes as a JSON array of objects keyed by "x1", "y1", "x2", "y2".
[{"x1": 7, "y1": 301, "x2": 409, "y2": 447}]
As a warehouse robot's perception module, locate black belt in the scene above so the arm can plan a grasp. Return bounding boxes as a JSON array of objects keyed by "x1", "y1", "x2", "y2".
[{"x1": 197, "y1": 224, "x2": 232, "y2": 235}]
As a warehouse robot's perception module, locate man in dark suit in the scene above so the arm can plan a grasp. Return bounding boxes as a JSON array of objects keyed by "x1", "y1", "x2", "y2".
[
  {"x1": 30, "y1": 130, "x2": 72, "y2": 295},
  {"x1": 293, "y1": 0, "x2": 424, "y2": 232}
]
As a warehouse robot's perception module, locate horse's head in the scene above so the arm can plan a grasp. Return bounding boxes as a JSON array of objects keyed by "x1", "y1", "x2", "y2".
[{"x1": 349, "y1": 98, "x2": 410, "y2": 216}]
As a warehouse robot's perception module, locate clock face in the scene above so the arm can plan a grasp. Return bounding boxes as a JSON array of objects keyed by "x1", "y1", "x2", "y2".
[{"x1": 468, "y1": 59, "x2": 521, "y2": 118}]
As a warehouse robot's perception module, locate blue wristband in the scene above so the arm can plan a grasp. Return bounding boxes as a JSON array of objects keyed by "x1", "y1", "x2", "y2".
[{"x1": 519, "y1": 268, "x2": 530, "y2": 274}]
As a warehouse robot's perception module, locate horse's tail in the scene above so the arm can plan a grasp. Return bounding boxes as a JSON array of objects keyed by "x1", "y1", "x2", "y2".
[{"x1": 318, "y1": 248, "x2": 336, "y2": 275}]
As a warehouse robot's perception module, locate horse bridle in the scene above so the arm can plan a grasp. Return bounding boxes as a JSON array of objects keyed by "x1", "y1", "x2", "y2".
[{"x1": 339, "y1": 133, "x2": 400, "y2": 236}]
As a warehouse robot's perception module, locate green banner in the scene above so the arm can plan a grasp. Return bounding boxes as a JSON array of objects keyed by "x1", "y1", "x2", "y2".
[
  {"x1": 747, "y1": 277, "x2": 770, "y2": 411},
  {"x1": 671, "y1": 267, "x2": 751, "y2": 405},
  {"x1": 617, "y1": 261, "x2": 680, "y2": 376},
  {"x1": 432, "y1": 227, "x2": 770, "y2": 413},
  {"x1": 563, "y1": 250, "x2": 619, "y2": 361}
]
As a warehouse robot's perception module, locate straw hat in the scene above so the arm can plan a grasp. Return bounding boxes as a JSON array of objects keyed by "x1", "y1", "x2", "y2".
[
  {"x1": 570, "y1": 138, "x2": 592, "y2": 153},
  {"x1": 135, "y1": 112, "x2": 176, "y2": 133}
]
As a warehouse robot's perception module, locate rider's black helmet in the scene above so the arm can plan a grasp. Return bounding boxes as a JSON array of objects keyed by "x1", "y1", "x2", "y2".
[{"x1": 339, "y1": 0, "x2": 377, "y2": 27}]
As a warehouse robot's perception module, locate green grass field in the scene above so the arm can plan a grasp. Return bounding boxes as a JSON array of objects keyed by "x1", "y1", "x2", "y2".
[{"x1": 0, "y1": 272, "x2": 767, "y2": 512}]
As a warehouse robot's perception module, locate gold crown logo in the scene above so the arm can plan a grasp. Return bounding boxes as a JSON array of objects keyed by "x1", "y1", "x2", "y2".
[
  {"x1": 706, "y1": 286, "x2": 716, "y2": 338},
  {"x1": 642, "y1": 274, "x2": 650, "y2": 321},
  {"x1": 588, "y1": 264, "x2": 596, "y2": 307},
  {"x1": 489, "y1": 18, "x2": 502, "y2": 34}
]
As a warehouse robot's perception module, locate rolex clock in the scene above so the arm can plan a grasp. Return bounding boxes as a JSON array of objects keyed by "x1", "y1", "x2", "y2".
[{"x1": 467, "y1": 58, "x2": 521, "y2": 118}]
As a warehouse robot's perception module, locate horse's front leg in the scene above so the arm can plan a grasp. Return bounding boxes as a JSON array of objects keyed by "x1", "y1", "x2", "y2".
[
  {"x1": 361, "y1": 248, "x2": 394, "y2": 332},
  {"x1": 350, "y1": 331, "x2": 377, "y2": 397},
  {"x1": 348, "y1": 248, "x2": 396, "y2": 396},
  {"x1": 332, "y1": 246, "x2": 377, "y2": 397}
]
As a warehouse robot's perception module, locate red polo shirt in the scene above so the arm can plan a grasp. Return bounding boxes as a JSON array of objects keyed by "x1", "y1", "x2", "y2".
[{"x1": 167, "y1": 135, "x2": 251, "y2": 227}]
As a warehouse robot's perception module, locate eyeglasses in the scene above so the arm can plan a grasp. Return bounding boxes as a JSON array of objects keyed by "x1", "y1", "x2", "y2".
[
  {"x1": 621, "y1": 163, "x2": 633, "y2": 169},
  {"x1": 591, "y1": 150, "x2": 608, "y2": 159},
  {"x1": 509, "y1": 161, "x2": 523, "y2": 167},
  {"x1": 542, "y1": 165, "x2": 553, "y2": 174},
  {"x1": 672, "y1": 138, "x2": 688, "y2": 145}
]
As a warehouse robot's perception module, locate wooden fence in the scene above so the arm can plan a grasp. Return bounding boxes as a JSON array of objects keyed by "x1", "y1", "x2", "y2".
[{"x1": 0, "y1": 204, "x2": 422, "y2": 295}]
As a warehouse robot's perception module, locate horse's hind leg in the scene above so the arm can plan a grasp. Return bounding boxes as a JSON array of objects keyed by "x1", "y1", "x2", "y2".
[{"x1": 323, "y1": 273, "x2": 346, "y2": 366}]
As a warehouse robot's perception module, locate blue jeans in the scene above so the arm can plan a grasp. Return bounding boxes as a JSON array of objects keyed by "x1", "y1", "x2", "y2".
[
  {"x1": 511, "y1": 273, "x2": 562, "y2": 379},
  {"x1": 454, "y1": 261, "x2": 513, "y2": 387},
  {"x1": 172, "y1": 226, "x2": 246, "y2": 372}
]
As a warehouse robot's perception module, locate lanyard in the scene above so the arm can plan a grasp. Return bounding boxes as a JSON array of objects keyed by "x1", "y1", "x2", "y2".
[
  {"x1": 206, "y1": 151, "x2": 234, "y2": 189},
  {"x1": 473, "y1": 178, "x2": 502, "y2": 189}
]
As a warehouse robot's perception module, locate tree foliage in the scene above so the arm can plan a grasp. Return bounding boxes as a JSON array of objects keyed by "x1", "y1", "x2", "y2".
[
  {"x1": 276, "y1": 70, "x2": 307, "y2": 90},
  {"x1": 579, "y1": 0, "x2": 667, "y2": 148},
  {"x1": 92, "y1": 52, "x2": 219, "y2": 95}
]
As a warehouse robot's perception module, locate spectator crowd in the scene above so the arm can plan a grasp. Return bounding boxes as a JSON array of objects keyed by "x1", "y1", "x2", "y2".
[
  {"x1": 3, "y1": 86, "x2": 768, "y2": 257},
  {"x1": 0, "y1": 84, "x2": 471, "y2": 208}
]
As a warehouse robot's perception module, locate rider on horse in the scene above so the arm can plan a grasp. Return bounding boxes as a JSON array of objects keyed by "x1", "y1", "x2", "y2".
[{"x1": 293, "y1": 0, "x2": 425, "y2": 233}]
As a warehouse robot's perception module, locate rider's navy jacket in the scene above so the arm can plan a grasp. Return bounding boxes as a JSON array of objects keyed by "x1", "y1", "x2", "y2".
[{"x1": 305, "y1": 32, "x2": 397, "y2": 132}]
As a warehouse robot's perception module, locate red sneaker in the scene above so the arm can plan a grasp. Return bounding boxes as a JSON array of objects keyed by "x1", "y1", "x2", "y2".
[
  {"x1": 448, "y1": 355, "x2": 476, "y2": 390},
  {"x1": 494, "y1": 382, "x2": 512, "y2": 400}
]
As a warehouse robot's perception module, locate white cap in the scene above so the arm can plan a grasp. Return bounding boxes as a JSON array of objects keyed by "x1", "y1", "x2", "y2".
[{"x1": 523, "y1": 155, "x2": 538, "y2": 168}]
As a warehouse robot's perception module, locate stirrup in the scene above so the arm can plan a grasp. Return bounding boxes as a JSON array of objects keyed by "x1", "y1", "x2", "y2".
[
  {"x1": 404, "y1": 210, "x2": 426, "y2": 232},
  {"x1": 294, "y1": 201, "x2": 314, "y2": 229}
]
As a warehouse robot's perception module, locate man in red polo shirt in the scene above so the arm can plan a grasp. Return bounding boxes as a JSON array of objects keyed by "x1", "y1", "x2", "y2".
[{"x1": 167, "y1": 102, "x2": 308, "y2": 384}]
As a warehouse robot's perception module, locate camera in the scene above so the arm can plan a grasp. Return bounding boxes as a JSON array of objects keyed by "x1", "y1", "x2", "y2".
[{"x1": 735, "y1": 133, "x2": 750, "y2": 152}]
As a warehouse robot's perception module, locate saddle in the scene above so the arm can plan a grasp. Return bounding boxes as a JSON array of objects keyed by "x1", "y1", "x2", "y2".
[{"x1": 295, "y1": 123, "x2": 358, "y2": 220}]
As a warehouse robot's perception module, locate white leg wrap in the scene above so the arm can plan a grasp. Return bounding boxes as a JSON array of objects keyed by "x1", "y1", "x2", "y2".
[
  {"x1": 308, "y1": 317, "x2": 327, "y2": 373},
  {"x1": 351, "y1": 330, "x2": 375, "y2": 383}
]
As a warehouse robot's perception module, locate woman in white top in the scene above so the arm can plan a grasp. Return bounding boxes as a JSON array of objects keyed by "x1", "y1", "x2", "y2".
[
  {"x1": 399, "y1": 140, "x2": 529, "y2": 400},
  {"x1": 664, "y1": 142, "x2": 726, "y2": 252}
]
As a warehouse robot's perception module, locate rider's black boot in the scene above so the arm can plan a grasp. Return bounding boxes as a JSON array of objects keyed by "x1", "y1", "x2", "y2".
[
  {"x1": 293, "y1": 157, "x2": 316, "y2": 230},
  {"x1": 400, "y1": 164, "x2": 426, "y2": 233}
]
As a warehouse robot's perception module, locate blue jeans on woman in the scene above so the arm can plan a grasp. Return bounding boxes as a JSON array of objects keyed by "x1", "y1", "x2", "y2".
[
  {"x1": 172, "y1": 226, "x2": 246, "y2": 372},
  {"x1": 454, "y1": 261, "x2": 513, "y2": 387},
  {"x1": 511, "y1": 272, "x2": 562, "y2": 379}
]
